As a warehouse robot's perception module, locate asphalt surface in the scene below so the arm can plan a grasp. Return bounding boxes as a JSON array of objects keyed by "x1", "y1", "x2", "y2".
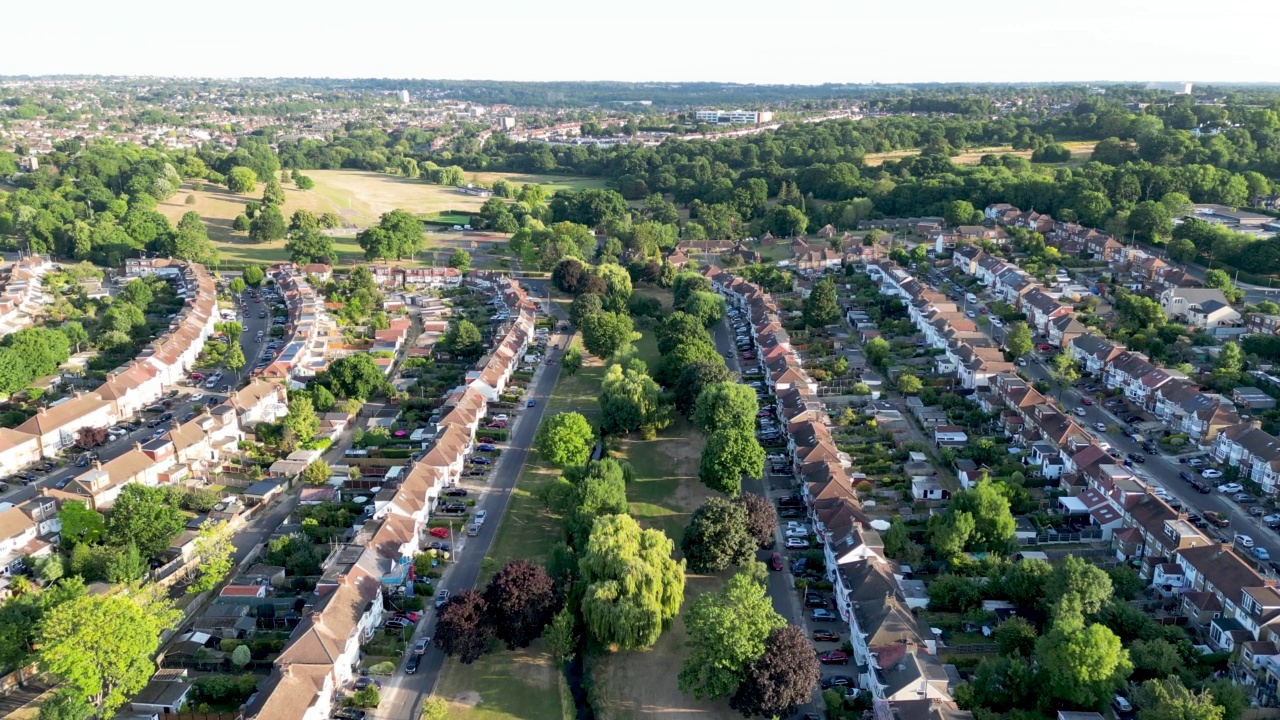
[
  {"x1": 712, "y1": 313, "x2": 828, "y2": 713},
  {"x1": 1, "y1": 290, "x2": 270, "y2": 506},
  {"x1": 376, "y1": 282, "x2": 569, "y2": 720}
]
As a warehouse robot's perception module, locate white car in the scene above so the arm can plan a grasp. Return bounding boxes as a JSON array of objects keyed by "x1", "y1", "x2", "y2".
[
  {"x1": 785, "y1": 528, "x2": 810, "y2": 539},
  {"x1": 1201, "y1": 469, "x2": 1224, "y2": 479},
  {"x1": 1236, "y1": 534, "x2": 1255, "y2": 548},
  {"x1": 1094, "y1": 422, "x2": 1107, "y2": 432},
  {"x1": 1216, "y1": 482, "x2": 1243, "y2": 494},
  {"x1": 785, "y1": 537, "x2": 809, "y2": 549},
  {"x1": 1073, "y1": 407, "x2": 1086, "y2": 417},
  {"x1": 190, "y1": 393, "x2": 204, "y2": 403},
  {"x1": 473, "y1": 510, "x2": 487, "y2": 525}
]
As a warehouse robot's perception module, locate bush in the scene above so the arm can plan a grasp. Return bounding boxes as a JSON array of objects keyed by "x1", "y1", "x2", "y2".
[{"x1": 366, "y1": 661, "x2": 396, "y2": 675}]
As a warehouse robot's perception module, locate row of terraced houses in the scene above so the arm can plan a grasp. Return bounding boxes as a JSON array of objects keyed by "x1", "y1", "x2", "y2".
[
  {"x1": 702, "y1": 265, "x2": 968, "y2": 720},
  {"x1": 240, "y1": 276, "x2": 539, "y2": 720},
  {"x1": 864, "y1": 241, "x2": 1280, "y2": 703}
]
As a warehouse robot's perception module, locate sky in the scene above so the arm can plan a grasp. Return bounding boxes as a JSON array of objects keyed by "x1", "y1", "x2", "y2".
[{"x1": 10, "y1": 0, "x2": 1280, "y2": 84}]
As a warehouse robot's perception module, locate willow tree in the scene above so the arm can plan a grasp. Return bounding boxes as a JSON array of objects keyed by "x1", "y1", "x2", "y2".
[{"x1": 579, "y1": 514, "x2": 685, "y2": 650}]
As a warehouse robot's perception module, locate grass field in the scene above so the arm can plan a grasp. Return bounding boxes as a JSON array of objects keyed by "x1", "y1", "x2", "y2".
[
  {"x1": 436, "y1": 643, "x2": 571, "y2": 720},
  {"x1": 156, "y1": 169, "x2": 604, "y2": 267},
  {"x1": 862, "y1": 141, "x2": 1097, "y2": 167}
]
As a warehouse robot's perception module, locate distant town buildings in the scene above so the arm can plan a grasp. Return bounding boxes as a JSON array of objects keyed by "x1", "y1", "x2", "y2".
[{"x1": 695, "y1": 109, "x2": 774, "y2": 125}]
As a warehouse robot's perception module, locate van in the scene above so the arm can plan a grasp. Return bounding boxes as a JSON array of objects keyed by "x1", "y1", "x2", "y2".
[{"x1": 965, "y1": 293, "x2": 977, "y2": 304}]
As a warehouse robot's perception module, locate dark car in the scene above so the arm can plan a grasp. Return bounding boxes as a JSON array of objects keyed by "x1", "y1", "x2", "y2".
[
  {"x1": 811, "y1": 608, "x2": 838, "y2": 622},
  {"x1": 804, "y1": 592, "x2": 826, "y2": 608},
  {"x1": 779, "y1": 508, "x2": 804, "y2": 518},
  {"x1": 405, "y1": 653, "x2": 420, "y2": 674},
  {"x1": 470, "y1": 457, "x2": 491, "y2": 465},
  {"x1": 821, "y1": 675, "x2": 856, "y2": 689},
  {"x1": 820, "y1": 651, "x2": 849, "y2": 665},
  {"x1": 813, "y1": 630, "x2": 840, "y2": 642},
  {"x1": 444, "y1": 488, "x2": 468, "y2": 497},
  {"x1": 334, "y1": 710, "x2": 367, "y2": 720},
  {"x1": 1125, "y1": 452, "x2": 1145, "y2": 464},
  {"x1": 1179, "y1": 470, "x2": 1195, "y2": 482}
]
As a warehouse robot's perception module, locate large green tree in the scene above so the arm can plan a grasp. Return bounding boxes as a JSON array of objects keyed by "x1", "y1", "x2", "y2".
[
  {"x1": 285, "y1": 227, "x2": 337, "y2": 266},
  {"x1": 680, "y1": 497, "x2": 756, "y2": 573},
  {"x1": 673, "y1": 359, "x2": 733, "y2": 417},
  {"x1": 579, "y1": 514, "x2": 685, "y2": 650},
  {"x1": 226, "y1": 166, "x2": 257, "y2": 193},
  {"x1": 581, "y1": 311, "x2": 635, "y2": 360},
  {"x1": 1004, "y1": 321, "x2": 1033, "y2": 358},
  {"x1": 1036, "y1": 597, "x2": 1131, "y2": 710},
  {"x1": 692, "y1": 382, "x2": 758, "y2": 435},
  {"x1": 357, "y1": 209, "x2": 425, "y2": 261},
  {"x1": 946, "y1": 479, "x2": 1017, "y2": 553},
  {"x1": 699, "y1": 429, "x2": 764, "y2": 496},
  {"x1": 803, "y1": 277, "x2": 840, "y2": 327},
  {"x1": 678, "y1": 572, "x2": 785, "y2": 699},
  {"x1": 38, "y1": 592, "x2": 181, "y2": 717},
  {"x1": 105, "y1": 485, "x2": 185, "y2": 559},
  {"x1": 599, "y1": 361, "x2": 662, "y2": 435},
  {"x1": 535, "y1": 412, "x2": 596, "y2": 468},
  {"x1": 1135, "y1": 678, "x2": 1225, "y2": 720}
]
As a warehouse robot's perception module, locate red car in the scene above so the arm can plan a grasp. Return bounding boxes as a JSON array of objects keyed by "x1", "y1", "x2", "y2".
[
  {"x1": 819, "y1": 651, "x2": 849, "y2": 665},
  {"x1": 428, "y1": 527, "x2": 450, "y2": 539},
  {"x1": 394, "y1": 611, "x2": 422, "y2": 622},
  {"x1": 190, "y1": 373, "x2": 205, "y2": 381},
  {"x1": 770, "y1": 552, "x2": 784, "y2": 571},
  {"x1": 1080, "y1": 397, "x2": 1093, "y2": 406},
  {"x1": 487, "y1": 421, "x2": 507, "y2": 429},
  {"x1": 478, "y1": 437, "x2": 496, "y2": 444},
  {"x1": 1037, "y1": 343, "x2": 1053, "y2": 352}
]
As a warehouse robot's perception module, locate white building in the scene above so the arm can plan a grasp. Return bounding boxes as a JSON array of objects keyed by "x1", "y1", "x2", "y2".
[{"x1": 694, "y1": 110, "x2": 773, "y2": 125}]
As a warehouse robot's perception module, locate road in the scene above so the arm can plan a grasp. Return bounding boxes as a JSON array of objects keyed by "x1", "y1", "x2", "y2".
[
  {"x1": 1, "y1": 289, "x2": 270, "y2": 506},
  {"x1": 376, "y1": 281, "x2": 569, "y2": 720},
  {"x1": 711, "y1": 314, "x2": 826, "y2": 714}
]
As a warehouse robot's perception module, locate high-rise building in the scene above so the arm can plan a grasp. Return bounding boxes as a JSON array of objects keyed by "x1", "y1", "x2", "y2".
[{"x1": 398, "y1": 89, "x2": 410, "y2": 104}]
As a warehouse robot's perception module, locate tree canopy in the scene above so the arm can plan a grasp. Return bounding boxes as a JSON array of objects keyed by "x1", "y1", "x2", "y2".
[
  {"x1": 579, "y1": 514, "x2": 686, "y2": 650},
  {"x1": 679, "y1": 572, "x2": 786, "y2": 699}
]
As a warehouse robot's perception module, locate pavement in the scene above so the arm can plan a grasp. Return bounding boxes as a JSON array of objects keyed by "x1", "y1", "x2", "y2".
[
  {"x1": 711, "y1": 314, "x2": 829, "y2": 714},
  {"x1": 375, "y1": 281, "x2": 569, "y2": 719}
]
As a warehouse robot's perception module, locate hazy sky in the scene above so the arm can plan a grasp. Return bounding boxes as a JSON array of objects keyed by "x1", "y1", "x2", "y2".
[{"x1": 11, "y1": 0, "x2": 1279, "y2": 84}]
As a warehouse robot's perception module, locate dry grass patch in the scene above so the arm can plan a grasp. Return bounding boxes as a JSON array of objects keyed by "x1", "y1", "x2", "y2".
[
  {"x1": 863, "y1": 141, "x2": 1096, "y2": 167},
  {"x1": 435, "y1": 641, "x2": 569, "y2": 720}
]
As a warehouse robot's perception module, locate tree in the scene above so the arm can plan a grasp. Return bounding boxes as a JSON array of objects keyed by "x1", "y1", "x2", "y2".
[
  {"x1": 226, "y1": 166, "x2": 257, "y2": 193},
  {"x1": 36, "y1": 689, "x2": 94, "y2": 720},
  {"x1": 262, "y1": 179, "x2": 285, "y2": 206},
  {"x1": 1160, "y1": 191, "x2": 1194, "y2": 218},
  {"x1": 1036, "y1": 597, "x2": 1131, "y2": 709},
  {"x1": 225, "y1": 341, "x2": 245, "y2": 372},
  {"x1": 693, "y1": 382, "x2": 758, "y2": 435},
  {"x1": 1215, "y1": 341, "x2": 1244, "y2": 384},
  {"x1": 599, "y1": 362, "x2": 662, "y2": 435},
  {"x1": 242, "y1": 265, "x2": 264, "y2": 288},
  {"x1": 674, "y1": 359, "x2": 733, "y2": 417},
  {"x1": 735, "y1": 492, "x2": 777, "y2": 549},
  {"x1": 679, "y1": 572, "x2": 785, "y2": 699},
  {"x1": 285, "y1": 228, "x2": 336, "y2": 266},
  {"x1": 581, "y1": 312, "x2": 635, "y2": 360},
  {"x1": 1044, "y1": 555, "x2": 1114, "y2": 617},
  {"x1": 231, "y1": 643, "x2": 252, "y2": 669},
  {"x1": 656, "y1": 311, "x2": 712, "y2": 356},
  {"x1": 442, "y1": 319, "x2": 483, "y2": 361},
  {"x1": 1128, "y1": 200, "x2": 1174, "y2": 242},
  {"x1": 1167, "y1": 237, "x2": 1198, "y2": 263},
  {"x1": 553, "y1": 258, "x2": 585, "y2": 293},
  {"x1": 579, "y1": 514, "x2": 685, "y2": 650},
  {"x1": 303, "y1": 458, "x2": 331, "y2": 485},
  {"x1": 1128, "y1": 638, "x2": 1184, "y2": 681},
  {"x1": 569, "y1": 292, "x2": 602, "y2": 327},
  {"x1": 283, "y1": 396, "x2": 320, "y2": 446},
  {"x1": 936, "y1": 479, "x2": 1016, "y2": 553},
  {"x1": 896, "y1": 372, "x2": 923, "y2": 395},
  {"x1": 249, "y1": 205, "x2": 286, "y2": 243},
  {"x1": 684, "y1": 290, "x2": 726, "y2": 327},
  {"x1": 295, "y1": 174, "x2": 315, "y2": 190},
  {"x1": 186, "y1": 520, "x2": 234, "y2": 595},
  {"x1": 595, "y1": 263, "x2": 633, "y2": 312},
  {"x1": 543, "y1": 608, "x2": 578, "y2": 662},
  {"x1": 483, "y1": 560, "x2": 561, "y2": 649},
  {"x1": 449, "y1": 249, "x2": 472, "y2": 273},
  {"x1": 232, "y1": 214, "x2": 250, "y2": 232},
  {"x1": 229, "y1": 277, "x2": 246, "y2": 294},
  {"x1": 38, "y1": 592, "x2": 180, "y2": 717},
  {"x1": 534, "y1": 412, "x2": 595, "y2": 468},
  {"x1": 803, "y1": 277, "x2": 840, "y2": 327},
  {"x1": 420, "y1": 697, "x2": 449, "y2": 720},
  {"x1": 729, "y1": 625, "x2": 821, "y2": 719},
  {"x1": 994, "y1": 616, "x2": 1039, "y2": 658},
  {"x1": 761, "y1": 205, "x2": 807, "y2": 237},
  {"x1": 864, "y1": 336, "x2": 891, "y2": 369},
  {"x1": 944, "y1": 200, "x2": 976, "y2": 226},
  {"x1": 1135, "y1": 678, "x2": 1225, "y2": 720},
  {"x1": 681, "y1": 497, "x2": 756, "y2": 573},
  {"x1": 657, "y1": 339, "x2": 723, "y2": 388},
  {"x1": 434, "y1": 589, "x2": 493, "y2": 663},
  {"x1": 1005, "y1": 321, "x2": 1033, "y2": 358},
  {"x1": 566, "y1": 459, "x2": 630, "y2": 549},
  {"x1": 357, "y1": 209, "x2": 424, "y2": 261},
  {"x1": 562, "y1": 346, "x2": 583, "y2": 376},
  {"x1": 317, "y1": 353, "x2": 387, "y2": 400},
  {"x1": 75, "y1": 426, "x2": 109, "y2": 450},
  {"x1": 699, "y1": 429, "x2": 764, "y2": 496},
  {"x1": 105, "y1": 485, "x2": 185, "y2": 559},
  {"x1": 1202, "y1": 679, "x2": 1248, "y2": 720},
  {"x1": 58, "y1": 501, "x2": 105, "y2": 547}
]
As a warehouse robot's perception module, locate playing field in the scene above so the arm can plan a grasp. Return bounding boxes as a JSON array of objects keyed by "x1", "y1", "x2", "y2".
[
  {"x1": 863, "y1": 140, "x2": 1097, "y2": 167},
  {"x1": 155, "y1": 169, "x2": 604, "y2": 266}
]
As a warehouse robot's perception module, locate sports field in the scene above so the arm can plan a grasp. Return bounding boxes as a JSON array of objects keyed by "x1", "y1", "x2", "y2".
[
  {"x1": 863, "y1": 140, "x2": 1097, "y2": 167},
  {"x1": 155, "y1": 169, "x2": 604, "y2": 266}
]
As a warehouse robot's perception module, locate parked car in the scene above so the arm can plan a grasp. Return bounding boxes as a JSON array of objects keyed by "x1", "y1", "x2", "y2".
[
  {"x1": 384, "y1": 617, "x2": 412, "y2": 630},
  {"x1": 435, "y1": 589, "x2": 451, "y2": 608},
  {"x1": 811, "y1": 608, "x2": 837, "y2": 622},
  {"x1": 1215, "y1": 481, "x2": 1242, "y2": 493},
  {"x1": 1094, "y1": 422, "x2": 1107, "y2": 432},
  {"x1": 413, "y1": 637, "x2": 429, "y2": 655},
  {"x1": 821, "y1": 675, "x2": 855, "y2": 689},
  {"x1": 405, "y1": 653, "x2": 420, "y2": 674},
  {"x1": 804, "y1": 592, "x2": 826, "y2": 608},
  {"x1": 476, "y1": 444, "x2": 496, "y2": 452},
  {"x1": 334, "y1": 710, "x2": 367, "y2": 720},
  {"x1": 813, "y1": 630, "x2": 840, "y2": 642},
  {"x1": 428, "y1": 542, "x2": 451, "y2": 552},
  {"x1": 1255, "y1": 547, "x2": 1272, "y2": 561},
  {"x1": 1073, "y1": 407, "x2": 1087, "y2": 417},
  {"x1": 470, "y1": 457, "x2": 491, "y2": 465},
  {"x1": 786, "y1": 538, "x2": 810, "y2": 549},
  {"x1": 820, "y1": 651, "x2": 849, "y2": 665},
  {"x1": 1125, "y1": 452, "x2": 1145, "y2": 464},
  {"x1": 1205, "y1": 511, "x2": 1230, "y2": 527},
  {"x1": 474, "y1": 510, "x2": 488, "y2": 524},
  {"x1": 1112, "y1": 696, "x2": 1136, "y2": 720},
  {"x1": 770, "y1": 553, "x2": 784, "y2": 571},
  {"x1": 444, "y1": 488, "x2": 468, "y2": 497},
  {"x1": 1237, "y1": 534, "x2": 1256, "y2": 548},
  {"x1": 1235, "y1": 493, "x2": 1258, "y2": 504},
  {"x1": 1202, "y1": 469, "x2": 1224, "y2": 479}
]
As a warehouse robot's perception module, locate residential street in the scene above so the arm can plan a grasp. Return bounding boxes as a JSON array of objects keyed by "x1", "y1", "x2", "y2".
[
  {"x1": 1, "y1": 291, "x2": 269, "y2": 507},
  {"x1": 376, "y1": 281, "x2": 568, "y2": 720},
  {"x1": 710, "y1": 315, "x2": 824, "y2": 715}
]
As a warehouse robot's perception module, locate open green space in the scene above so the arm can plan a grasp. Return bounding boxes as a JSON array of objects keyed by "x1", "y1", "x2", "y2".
[{"x1": 435, "y1": 643, "x2": 570, "y2": 720}]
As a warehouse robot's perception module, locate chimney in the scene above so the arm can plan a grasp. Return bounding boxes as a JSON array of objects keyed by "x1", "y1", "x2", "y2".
[
  {"x1": 93, "y1": 460, "x2": 102, "y2": 471},
  {"x1": 1254, "y1": 420, "x2": 1264, "y2": 430},
  {"x1": 135, "y1": 442, "x2": 143, "y2": 452},
  {"x1": 1220, "y1": 541, "x2": 1234, "y2": 553}
]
